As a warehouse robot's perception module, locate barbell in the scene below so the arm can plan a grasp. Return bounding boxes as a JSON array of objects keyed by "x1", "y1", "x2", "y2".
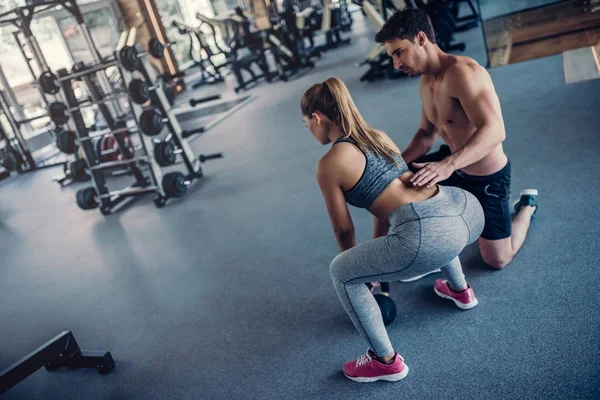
[{"x1": 120, "y1": 38, "x2": 174, "y2": 72}]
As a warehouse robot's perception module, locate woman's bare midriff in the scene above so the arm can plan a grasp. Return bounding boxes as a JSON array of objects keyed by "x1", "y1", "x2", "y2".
[{"x1": 368, "y1": 172, "x2": 439, "y2": 222}]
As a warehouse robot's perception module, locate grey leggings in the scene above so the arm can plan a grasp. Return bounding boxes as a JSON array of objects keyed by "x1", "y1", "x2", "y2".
[{"x1": 330, "y1": 185, "x2": 484, "y2": 357}]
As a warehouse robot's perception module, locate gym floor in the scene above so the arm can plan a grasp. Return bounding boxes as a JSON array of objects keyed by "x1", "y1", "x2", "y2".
[{"x1": 2, "y1": 6, "x2": 600, "y2": 400}]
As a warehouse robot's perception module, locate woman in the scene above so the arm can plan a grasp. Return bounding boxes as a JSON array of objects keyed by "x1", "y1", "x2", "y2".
[{"x1": 301, "y1": 78, "x2": 484, "y2": 383}]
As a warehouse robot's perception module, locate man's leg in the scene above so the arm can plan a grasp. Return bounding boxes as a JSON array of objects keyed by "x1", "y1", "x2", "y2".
[{"x1": 479, "y1": 191, "x2": 537, "y2": 269}]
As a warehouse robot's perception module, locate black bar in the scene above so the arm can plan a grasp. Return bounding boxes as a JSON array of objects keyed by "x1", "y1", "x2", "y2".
[
  {"x1": 189, "y1": 94, "x2": 221, "y2": 107},
  {"x1": 182, "y1": 127, "x2": 206, "y2": 138},
  {"x1": 199, "y1": 153, "x2": 223, "y2": 162},
  {"x1": 0, "y1": 331, "x2": 74, "y2": 395}
]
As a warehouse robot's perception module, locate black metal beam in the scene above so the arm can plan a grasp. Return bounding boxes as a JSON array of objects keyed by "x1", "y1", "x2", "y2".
[{"x1": 0, "y1": 330, "x2": 114, "y2": 396}]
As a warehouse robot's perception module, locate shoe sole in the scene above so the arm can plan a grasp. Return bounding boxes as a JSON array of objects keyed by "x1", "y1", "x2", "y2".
[
  {"x1": 434, "y1": 287, "x2": 478, "y2": 310},
  {"x1": 344, "y1": 365, "x2": 409, "y2": 383},
  {"x1": 400, "y1": 269, "x2": 442, "y2": 283}
]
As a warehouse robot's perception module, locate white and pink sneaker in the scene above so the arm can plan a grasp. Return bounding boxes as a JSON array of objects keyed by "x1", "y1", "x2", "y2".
[
  {"x1": 434, "y1": 279, "x2": 478, "y2": 310},
  {"x1": 342, "y1": 349, "x2": 409, "y2": 383}
]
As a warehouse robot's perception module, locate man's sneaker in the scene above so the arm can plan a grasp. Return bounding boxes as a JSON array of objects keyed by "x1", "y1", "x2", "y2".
[
  {"x1": 513, "y1": 189, "x2": 538, "y2": 220},
  {"x1": 434, "y1": 279, "x2": 478, "y2": 310},
  {"x1": 400, "y1": 268, "x2": 442, "y2": 283},
  {"x1": 343, "y1": 349, "x2": 409, "y2": 383}
]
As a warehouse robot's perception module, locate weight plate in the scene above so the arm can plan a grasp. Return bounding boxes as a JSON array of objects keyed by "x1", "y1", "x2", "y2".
[
  {"x1": 139, "y1": 109, "x2": 163, "y2": 136},
  {"x1": 119, "y1": 46, "x2": 141, "y2": 72},
  {"x1": 70, "y1": 158, "x2": 88, "y2": 181},
  {"x1": 76, "y1": 186, "x2": 98, "y2": 210},
  {"x1": 155, "y1": 140, "x2": 176, "y2": 166},
  {"x1": 148, "y1": 38, "x2": 165, "y2": 58},
  {"x1": 56, "y1": 130, "x2": 77, "y2": 154},
  {"x1": 162, "y1": 172, "x2": 187, "y2": 198},
  {"x1": 49, "y1": 102, "x2": 69, "y2": 126},
  {"x1": 128, "y1": 79, "x2": 150, "y2": 104},
  {"x1": 38, "y1": 71, "x2": 60, "y2": 95}
]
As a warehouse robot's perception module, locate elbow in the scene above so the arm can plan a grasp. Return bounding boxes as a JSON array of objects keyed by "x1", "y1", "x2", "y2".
[{"x1": 334, "y1": 226, "x2": 354, "y2": 238}]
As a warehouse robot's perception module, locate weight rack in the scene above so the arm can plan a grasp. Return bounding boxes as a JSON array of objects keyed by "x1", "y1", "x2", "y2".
[
  {"x1": 116, "y1": 28, "x2": 223, "y2": 209},
  {"x1": 0, "y1": 0, "x2": 115, "y2": 174}
]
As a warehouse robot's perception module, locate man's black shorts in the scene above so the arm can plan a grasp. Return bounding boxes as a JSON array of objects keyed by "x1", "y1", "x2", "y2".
[{"x1": 409, "y1": 145, "x2": 512, "y2": 241}]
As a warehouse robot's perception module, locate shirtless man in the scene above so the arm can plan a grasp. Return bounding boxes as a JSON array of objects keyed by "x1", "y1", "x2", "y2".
[{"x1": 375, "y1": 8, "x2": 538, "y2": 269}]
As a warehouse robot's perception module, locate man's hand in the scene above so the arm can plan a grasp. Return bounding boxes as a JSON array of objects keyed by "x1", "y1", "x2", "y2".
[{"x1": 410, "y1": 158, "x2": 455, "y2": 188}]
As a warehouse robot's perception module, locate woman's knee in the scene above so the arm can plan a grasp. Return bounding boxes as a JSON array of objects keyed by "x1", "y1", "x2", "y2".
[{"x1": 329, "y1": 252, "x2": 346, "y2": 280}]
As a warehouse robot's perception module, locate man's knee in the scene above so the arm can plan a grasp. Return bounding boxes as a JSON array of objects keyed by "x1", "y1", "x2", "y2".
[
  {"x1": 479, "y1": 237, "x2": 514, "y2": 270},
  {"x1": 481, "y1": 251, "x2": 513, "y2": 270}
]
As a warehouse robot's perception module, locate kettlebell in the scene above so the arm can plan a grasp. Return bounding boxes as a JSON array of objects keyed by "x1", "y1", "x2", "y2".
[{"x1": 374, "y1": 293, "x2": 397, "y2": 326}]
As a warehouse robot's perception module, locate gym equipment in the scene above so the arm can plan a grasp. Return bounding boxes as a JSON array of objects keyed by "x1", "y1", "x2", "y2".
[
  {"x1": 69, "y1": 158, "x2": 88, "y2": 182},
  {"x1": 120, "y1": 37, "x2": 175, "y2": 72},
  {"x1": 357, "y1": 0, "x2": 407, "y2": 82},
  {"x1": 171, "y1": 20, "x2": 228, "y2": 89},
  {"x1": 367, "y1": 282, "x2": 397, "y2": 326},
  {"x1": 38, "y1": 71, "x2": 60, "y2": 94},
  {"x1": 49, "y1": 102, "x2": 70, "y2": 126},
  {"x1": 374, "y1": 293, "x2": 397, "y2": 326},
  {"x1": 128, "y1": 79, "x2": 152, "y2": 105},
  {"x1": 76, "y1": 186, "x2": 99, "y2": 209},
  {"x1": 56, "y1": 129, "x2": 78, "y2": 154},
  {"x1": 154, "y1": 140, "x2": 176, "y2": 166},
  {"x1": 0, "y1": 330, "x2": 114, "y2": 396},
  {"x1": 0, "y1": 0, "x2": 117, "y2": 174},
  {"x1": 162, "y1": 172, "x2": 188, "y2": 198},
  {"x1": 114, "y1": 28, "x2": 224, "y2": 210},
  {"x1": 0, "y1": 147, "x2": 20, "y2": 172},
  {"x1": 196, "y1": 11, "x2": 277, "y2": 92},
  {"x1": 139, "y1": 109, "x2": 165, "y2": 136}
]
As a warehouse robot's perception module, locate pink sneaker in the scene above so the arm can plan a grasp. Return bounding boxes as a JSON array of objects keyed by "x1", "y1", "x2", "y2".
[
  {"x1": 434, "y1": 279, "x2": 478, "y2": 310},
  {"x1": 342, "y1": 349, "x2": 409, "y2": 383}
]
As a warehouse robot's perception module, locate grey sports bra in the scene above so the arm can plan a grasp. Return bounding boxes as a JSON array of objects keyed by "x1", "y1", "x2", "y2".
[{"x1": 334, "y1": 136, "x2": 409, "y2": 209}]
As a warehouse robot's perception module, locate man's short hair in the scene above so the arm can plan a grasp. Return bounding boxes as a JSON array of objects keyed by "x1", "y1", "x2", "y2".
[{"x1": 375, "y1": 8, "x2": 436, "y2": 44}]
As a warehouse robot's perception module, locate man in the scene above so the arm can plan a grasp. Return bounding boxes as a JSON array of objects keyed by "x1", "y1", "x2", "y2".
[{"x1": 375, "y1": 8, "x2": 538, "y2": 269}]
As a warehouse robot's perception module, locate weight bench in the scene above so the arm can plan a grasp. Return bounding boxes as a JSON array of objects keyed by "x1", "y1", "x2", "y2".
[{"x1": 0, "y1": 331, "x2": 114, "y2": 396}]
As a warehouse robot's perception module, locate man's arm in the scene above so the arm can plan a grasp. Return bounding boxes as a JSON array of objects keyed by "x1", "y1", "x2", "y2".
[
  {"x1": 444, "y1": 64, "x2": 506, "y2": 171},
  {"x1": 401, "y1": 106, "x2": 438, "y2": 164},
  {"x1": 372, "y1": 216, "x2": 389, "y2": 239},
  {"x1": 316, "y1": 158, "x2": 356, "y2": 252}
]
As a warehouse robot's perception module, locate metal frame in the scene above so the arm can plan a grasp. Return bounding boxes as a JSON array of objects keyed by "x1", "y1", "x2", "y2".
[
  {"x1": 0, "y1": 330, "x2": 114, "y2": 396},
  {"x1": 0, "y1": 0, "x2": 124, "y2": 173}
]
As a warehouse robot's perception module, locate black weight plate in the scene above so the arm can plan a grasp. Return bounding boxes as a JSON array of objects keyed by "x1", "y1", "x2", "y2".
[
  {"x1": 38, "y1": 71, "x2": 60, "y2": 94},
  {"x1": 76, "y1": 186, "x2": 98, "y2": 210},
  {"x1": 70, "y1": 158, "x2": 88, "y2": 181},
  {"x1": 162, "y1": 172, "x2": 187, "y2": 198},
  {"x1": 49, "y1": 102, "x2": 69, "y2": 125},
  {"x1": 128, "y1": 79, "x2": 150, "y2": 104},
  {"x1": 56, "y1": 130, "x2": 77, "y2": 154},
  {"x1": 140, "y1": 109, "x2": 163, "y2": 136},
  {"x1": 1, "y1": 148, "x2": 19, "y2": 171},
  {"x1": 148, "y1": 38, "x2": 165, "y2": 58},
  {"x1": 155, "y1": 141, "x2": 176, "y2": 166},
  {"x1": 119, "y1": 46, "x2": 141, "y2": 72}
]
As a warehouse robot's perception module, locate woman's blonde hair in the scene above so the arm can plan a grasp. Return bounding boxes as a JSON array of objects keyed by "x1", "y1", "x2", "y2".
[{"x1": 301, "y1": 77, "x2": 399, "y2": 165}]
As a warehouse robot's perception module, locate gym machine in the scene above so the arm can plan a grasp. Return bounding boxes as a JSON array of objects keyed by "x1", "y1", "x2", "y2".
[
  {"x1": 0, "y1": 0, "x2": 120, "y2": 175},
  {"x1": 197, "y1": 11, "x2": 277, "y2": 92},
  {"x1": 0, "y1": 331, "x2": 114, "y2": 396},
  {"x1": 171, "y1": 19, "x2": 228, "y2": 89},
  {"x1": 356, "y1": 0, "x2": 407, "y2": 82}
]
